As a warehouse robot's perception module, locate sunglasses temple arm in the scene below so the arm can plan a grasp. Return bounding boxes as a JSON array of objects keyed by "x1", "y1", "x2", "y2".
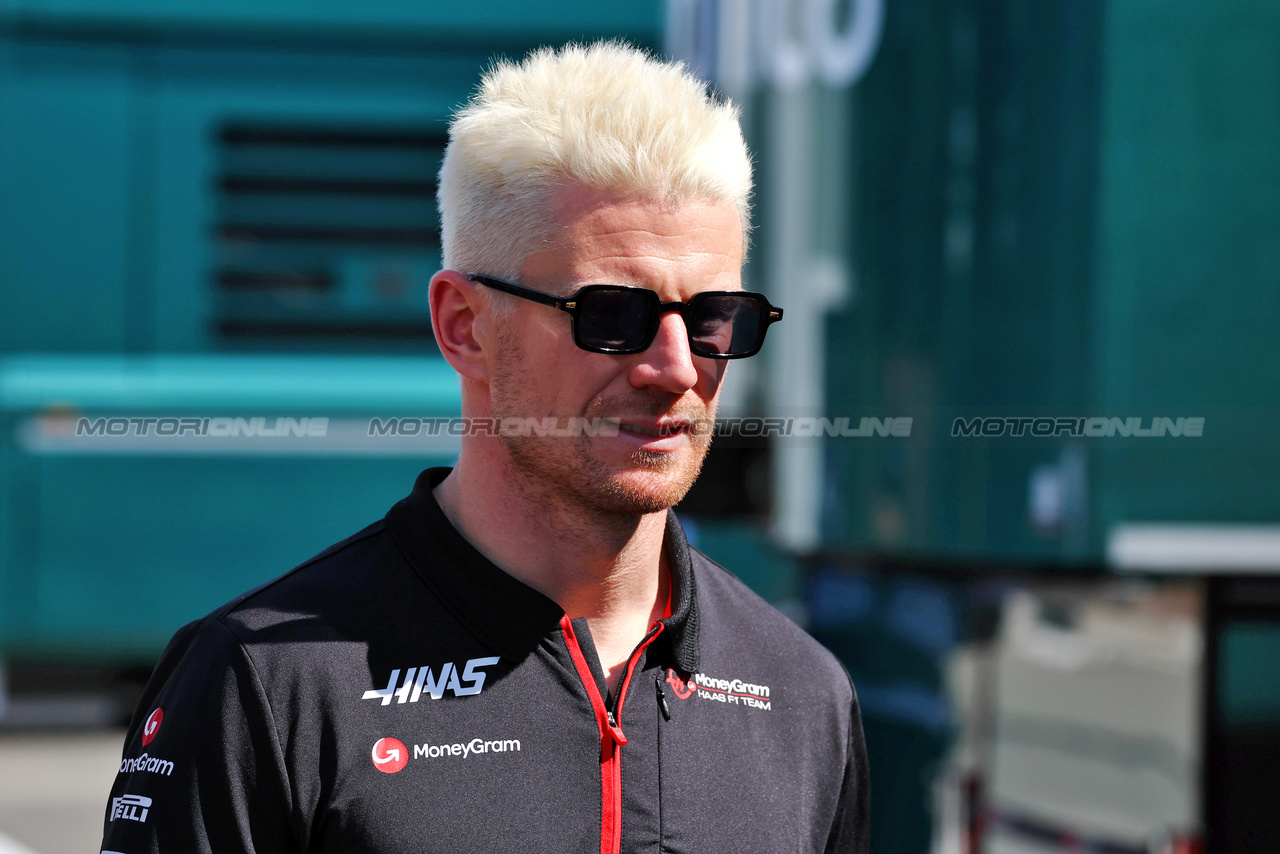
[{"x1": 467, "y1": 275, "x2": 569, "y2": 311}]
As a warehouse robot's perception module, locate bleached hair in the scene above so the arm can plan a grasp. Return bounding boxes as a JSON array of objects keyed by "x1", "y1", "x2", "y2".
[{"x1": 437, "y1": 41, "x2": 752, "y2": 286}]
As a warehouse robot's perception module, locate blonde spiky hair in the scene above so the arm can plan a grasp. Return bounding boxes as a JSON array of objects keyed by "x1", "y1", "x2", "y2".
[{"x1": 437, "y1": 41, "x2": 752, "y2": 282}]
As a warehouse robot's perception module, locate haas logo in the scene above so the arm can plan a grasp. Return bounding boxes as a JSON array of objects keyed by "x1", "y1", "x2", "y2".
[
  {"x1": 141, "y1": 708, "x2": 163, "y2": 746},
  {"x1": 665, "y1": 669, "x2": 696, "y2": 700},
  {"x1": 362, "y1": 657, "x2": 500, "y2": 706},
  {"x1": 372, "y1": 737, "x2": 409, "y2": 774}
]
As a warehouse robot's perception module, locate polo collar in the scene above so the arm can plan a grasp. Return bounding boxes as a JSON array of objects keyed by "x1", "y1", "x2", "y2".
[{"x1": 385, "y1": 467, "x2": 700, "y2": 673}]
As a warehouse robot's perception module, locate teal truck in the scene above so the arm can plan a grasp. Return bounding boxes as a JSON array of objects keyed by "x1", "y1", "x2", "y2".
[{"x1": 0, "y1": 1, "x2": 664, "y2": 658}]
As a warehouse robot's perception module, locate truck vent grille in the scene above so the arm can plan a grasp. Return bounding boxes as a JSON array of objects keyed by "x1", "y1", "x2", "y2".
[{"x1": 213, "y1": 123, "x2": 445, "y2": 350}]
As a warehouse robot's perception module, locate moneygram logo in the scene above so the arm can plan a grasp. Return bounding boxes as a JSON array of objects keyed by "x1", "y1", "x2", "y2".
[
  {"x1": 666, "y1": 668, "x2": 773, "y2": 711},
  {"x1": 372, "y1": 737, "x2": 409, "y2": 774},
  {"x1": 371, "y1": 736, "x2": 522, "y2": 773},
  {"x1": 413, "y1": 737, "x2": 521, "y2": 760},
  {"x1": 665, "y1": 669, "x2": 696, "y2": 700},
  {"x1": 361, "y1": 657, "x2": 500, "y2": 705},
  {"x1": 142, "y1": 708, "x2": 163, "y2": 746},
  {"x1": 119, "y1": 753, "x2": 174, "y2": 777}
]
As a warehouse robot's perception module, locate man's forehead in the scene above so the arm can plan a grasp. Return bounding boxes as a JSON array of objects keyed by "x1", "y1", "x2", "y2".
[
  {"x1": 547, "y1": 182, "x2": 738, "y2": 229},
  {"x1": 521, "y1": 183, "x2": 743, "y2": 290}
]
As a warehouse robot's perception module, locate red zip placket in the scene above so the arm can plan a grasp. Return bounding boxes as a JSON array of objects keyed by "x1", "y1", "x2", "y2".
[{"x1": 561, "y1": 614, "x2": 666, "y2": 854}]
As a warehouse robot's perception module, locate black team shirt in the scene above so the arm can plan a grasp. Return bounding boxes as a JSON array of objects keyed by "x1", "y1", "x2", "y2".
[{"x1": 102, "y1": 467, "x2": 869, "y2": 853}]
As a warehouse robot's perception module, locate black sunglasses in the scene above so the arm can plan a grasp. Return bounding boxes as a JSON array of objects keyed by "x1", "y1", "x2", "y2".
[{"x1": 466, "y1": 274, "x2": 783, "y2": 359}]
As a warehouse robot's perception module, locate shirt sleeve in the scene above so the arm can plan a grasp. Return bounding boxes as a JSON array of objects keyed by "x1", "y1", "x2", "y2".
[
  {"x1": 823, "y1": 671, "x2": 871, "y2": 854},
  {"x1": 100, "y1": 618, "x2": 301, "y2": 853}
]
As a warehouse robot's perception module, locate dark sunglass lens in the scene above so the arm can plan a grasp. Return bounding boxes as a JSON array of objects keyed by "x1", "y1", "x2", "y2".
[
  {"x1": 576, "y1": 288, "x2": 656, "y2": 351},
  {"x1": 689, "y1": 294, "x2": 764, "y2": 356}
]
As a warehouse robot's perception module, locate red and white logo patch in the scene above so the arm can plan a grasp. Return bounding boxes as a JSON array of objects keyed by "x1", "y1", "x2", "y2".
[
  {"x1": 665, "y1": 669, "x2": 696, "y2": 700},
  {"x1": 371, "y1": 737, "x2": 409, "y2": 774},
  {"x1": 141, "y1": 708, "x2": 164, "y2": 746},
  {"x1": 666, "y1": 668, "x2": 773, "y2": 711}
]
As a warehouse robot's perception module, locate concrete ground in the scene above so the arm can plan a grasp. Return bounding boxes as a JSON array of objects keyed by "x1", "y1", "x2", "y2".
[{"x1": 0, "y1": 730, "x2": 125, "y2": 854}]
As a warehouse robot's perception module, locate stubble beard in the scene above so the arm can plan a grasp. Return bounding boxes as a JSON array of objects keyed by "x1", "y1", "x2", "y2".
[
  {"x1": 503, "y1": 431, "x2": 711, "y2": 518},
  {"x1": 489, "y1": 350, "x2": 714, "y2": 518}
]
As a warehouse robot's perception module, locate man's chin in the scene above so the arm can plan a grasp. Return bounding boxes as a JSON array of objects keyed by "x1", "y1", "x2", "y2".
[
  {"x1": 590, "y1": 482, "x2": 687, "y2": 516},
  {"x1": 590, "y1": 457, "x2": 701, "y2": 516}
]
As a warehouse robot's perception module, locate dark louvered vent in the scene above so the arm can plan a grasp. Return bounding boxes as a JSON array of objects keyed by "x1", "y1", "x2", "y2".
[{"x1": 213, "y1": 124, "x2": 445, "y2": 350}]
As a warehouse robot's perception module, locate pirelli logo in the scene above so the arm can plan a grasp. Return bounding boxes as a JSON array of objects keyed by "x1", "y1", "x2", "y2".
[{"x1": 110, "y1": 794, "x2": 152, "y2": 823}]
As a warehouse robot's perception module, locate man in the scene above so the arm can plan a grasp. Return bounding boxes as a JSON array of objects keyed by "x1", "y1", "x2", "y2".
[{"x1": 102, "y1": 41, "x2": 868, "y2": 853}]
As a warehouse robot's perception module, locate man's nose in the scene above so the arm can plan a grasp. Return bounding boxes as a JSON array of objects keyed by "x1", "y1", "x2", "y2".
[{"x1": 627, "y1": 311, "x2": 699, "y2": 393}]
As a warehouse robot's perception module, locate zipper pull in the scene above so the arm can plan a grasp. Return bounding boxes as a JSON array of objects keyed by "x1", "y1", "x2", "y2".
[
  {"x1": 604, "y1": 710, "x2": 628, "y2": 746},
  {"x1": 655, "y1": 677, "x2": 671, "y2": 721}
]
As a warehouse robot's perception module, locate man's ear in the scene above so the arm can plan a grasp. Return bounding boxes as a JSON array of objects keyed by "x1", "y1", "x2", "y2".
[{"x1": 429, "y1": 270, "x2": 491, "y2": 381}]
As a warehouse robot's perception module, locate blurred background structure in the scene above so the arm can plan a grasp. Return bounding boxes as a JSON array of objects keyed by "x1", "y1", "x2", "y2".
[{"x1": 1, "y1": 1, "x2": 1278, "y2": 853}]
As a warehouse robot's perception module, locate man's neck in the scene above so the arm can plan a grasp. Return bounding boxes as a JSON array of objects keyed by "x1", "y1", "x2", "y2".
[{"x1": 432, "y1": 456, "x2": 671, "y2": 694}]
